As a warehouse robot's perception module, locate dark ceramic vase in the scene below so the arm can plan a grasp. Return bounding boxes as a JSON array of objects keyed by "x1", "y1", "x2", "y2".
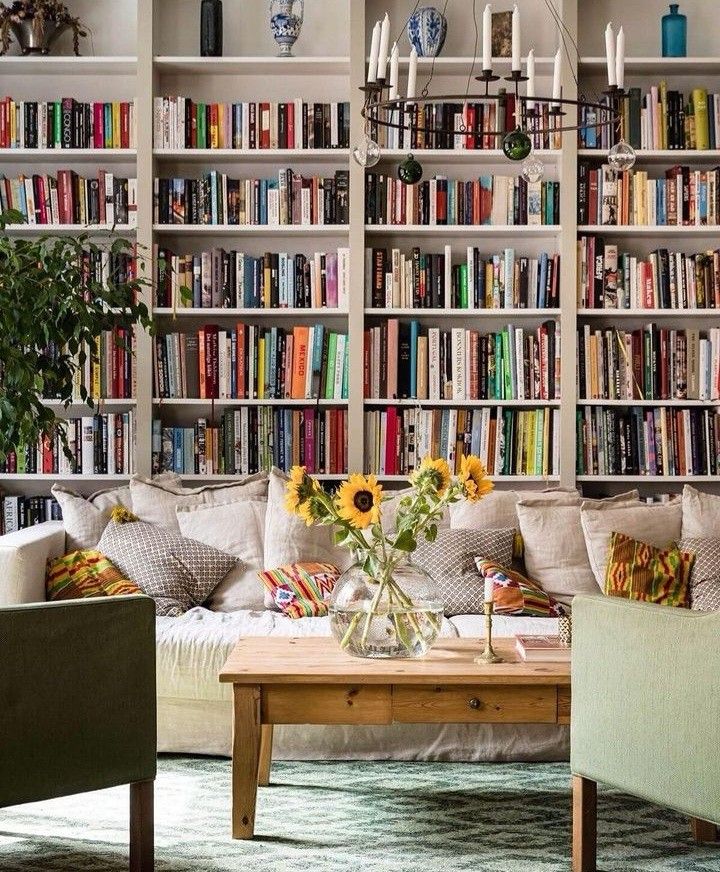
[{"x1": 200, "y1": 0, "x2": 223, "y2": 57}]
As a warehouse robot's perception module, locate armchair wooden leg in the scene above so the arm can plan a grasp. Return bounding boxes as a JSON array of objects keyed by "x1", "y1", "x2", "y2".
[
  {"x1": 130, "y1": 780, "x2": 154, "y2": 872},
  {"x1": 690, "y1": 818, "x2": 718, "y2": 844},
  {"x1": 572, "y1": 775, "x2": 597, "y2": 872},
  {"x1": 258, "y1": 724, "x2": 273, "y2": 787}
]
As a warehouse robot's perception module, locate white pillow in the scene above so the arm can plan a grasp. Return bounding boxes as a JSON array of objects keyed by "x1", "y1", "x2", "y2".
[
  {"x1": 381, "y1": 486, "x2": 449, "y2": 534},
  {"x1": 682, "y1": 484, "x2": 720, "y2": 539},
  {"x1": 580, "y1": 499, "x2": 683, "y2": 587},
  {"x1": 450, "y1": 488, "x2": 579, "y2": 531},
  {"x1": 176, "y1": 499, "x2": 267, "y2": 612},
  {"x1": 52, "y1": 483, "x2": 134, "y2": 551}
]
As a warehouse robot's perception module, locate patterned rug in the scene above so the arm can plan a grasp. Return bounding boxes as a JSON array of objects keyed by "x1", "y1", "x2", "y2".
[{"x1": 0, "y1": 757, "x2": 718, "y2": 871}]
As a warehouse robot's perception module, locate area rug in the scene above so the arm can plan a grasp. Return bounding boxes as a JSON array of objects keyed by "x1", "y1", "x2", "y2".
[{"x1": 0, "y1": 757, "x2": 717, "y2": 871}]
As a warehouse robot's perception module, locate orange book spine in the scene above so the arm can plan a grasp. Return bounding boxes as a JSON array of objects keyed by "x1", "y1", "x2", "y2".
[{"x1": 291, "y1": 325, "x2": 309, "y2": 399}]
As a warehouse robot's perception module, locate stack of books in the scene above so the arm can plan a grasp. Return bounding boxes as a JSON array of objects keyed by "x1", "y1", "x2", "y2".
[{"x1": 2, "y1": 496, "x2": 62, "y2": 534}]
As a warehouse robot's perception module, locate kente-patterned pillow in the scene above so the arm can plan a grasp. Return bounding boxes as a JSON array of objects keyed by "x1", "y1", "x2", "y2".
[
  {"x1": 258, "y1": 562, "x2": 339, "y2": 618},
  {"x1": 604, "y1": 531, "x2": 693, "y2": 607},
  {"x1": 474, "y1": 558, "x2": 564, "y2": 617},
  {"x1": 46, "y1": 550, "x2": 141, "y2": 601}
]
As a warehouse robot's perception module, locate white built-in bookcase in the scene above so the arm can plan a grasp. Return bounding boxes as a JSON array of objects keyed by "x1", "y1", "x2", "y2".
[{"x1": 1, "y1": 0, "x2": 719, "y2": 498}]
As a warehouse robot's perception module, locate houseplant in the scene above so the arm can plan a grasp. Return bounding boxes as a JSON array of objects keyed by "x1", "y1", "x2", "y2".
[
  {"x1": 0, "y1": 0, "x2": 87, "y2": 56},
  {"x1": 0, "y1": 209, "x2": 151, "y2": 463},
  {"x1": 285, "y1": 455, "x2": 493, "y2": 658}
]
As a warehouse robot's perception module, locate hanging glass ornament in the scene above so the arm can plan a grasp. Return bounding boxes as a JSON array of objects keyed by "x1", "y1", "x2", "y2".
[
  {"x1": 607, "y1": 139, "x2": 636, "y2": 171},
  {"x1": 520, "y1": 155, "x2": 545, "y2": 183},
  {"x1": 502, "y1": 127, "x2": 532, "y2": 161},
  {"x1": 352, "y1": 136, "x2": 381, "y2": 168},
  {"x1": 398, "y1": 154, "x2": 423, "y2": 184}
]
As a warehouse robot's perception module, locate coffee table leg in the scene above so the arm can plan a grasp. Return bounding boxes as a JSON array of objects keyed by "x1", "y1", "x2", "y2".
[
  {"x1": 258, "y1": 725, "x2": 273, "y2": 786},
  {"x1": 232, "y1": 684, "x2": 261, "y2": 839}
]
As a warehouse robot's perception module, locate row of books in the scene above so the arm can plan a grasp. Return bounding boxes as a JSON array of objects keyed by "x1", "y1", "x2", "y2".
[
  {"x1": 363, "y1": 321, "x2": 560, "y2": 402},
  {"x1": 0, "y1": 171, "x2": 136, "y2": 226},
  {"x1": 154, "y1": 325, "x2": 349, "y2": 400},
  {"x1": 365, "y1": 173, "x2": 560, "y2": 226},
  {"x1": 577, "y1": 238, "x2": 720, "y2": 310},
  {"x1": 366, "y1": 246, "x2": 560, "y2": 310},
  {"x1": 365, "y1": 406, "x2": 560, "y2": 477},
  {"x1": 153, "y1": 169, "x2": 349, "y2": 226},
  {"x1": 579, "y1": 86, "x2": 719, "y2": 151},
  {"x1": 152, "y1": 408, "x2": 347, "y2": 476},
  {"x1": 371, "y1": 100, "x2": 561, "y2": 151},
  {"x1": 43, "y1": 328, "x2": 136, "y2": 402},
  {"x1": 578, "y1": 325, "x2": 720, "y2": 402},
  {"x1": 577, "y1": 406, "x2": 720, "y2": 477},
  {"x1": 1, "y1": 495, "x2": 62, "y2": 535},
  {"x1": 0, "y1": 414, "x2": 134, "y2": 475},
  {"x1": 155, "y1": 246, "x2": 350, "y2": 310},
  {"x1": 153, "y1": 97, "x2": 350, "y2": 151},
  {"x1": 0, "y1": 97, "x2": 135, "y2": 150},
  {"x1": 577, "y1": 163, "x2": 720, "y2": 227}
]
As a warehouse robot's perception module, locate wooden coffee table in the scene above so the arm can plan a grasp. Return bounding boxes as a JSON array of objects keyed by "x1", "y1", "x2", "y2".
[{"x1": 219, "y1": 636, "x2": 571, "y2": 839}]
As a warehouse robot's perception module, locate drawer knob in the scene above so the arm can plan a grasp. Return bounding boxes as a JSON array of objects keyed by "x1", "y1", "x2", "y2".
[{"x1": 468, "y1": 697, "x2": 483, "y2": 710}]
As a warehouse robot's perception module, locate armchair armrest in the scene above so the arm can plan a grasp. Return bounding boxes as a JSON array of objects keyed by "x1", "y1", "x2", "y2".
[
  {"x1": 0, "y1": 521, "x2": 66, "y2": 605},
  {"x1": 571, "y1": 595, "x2": 720, "y2": 824}
]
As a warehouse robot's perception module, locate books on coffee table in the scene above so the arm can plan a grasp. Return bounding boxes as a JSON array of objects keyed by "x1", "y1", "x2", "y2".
[{"x1": 515, "y1": 635, "x2": 571, "y2": 662}]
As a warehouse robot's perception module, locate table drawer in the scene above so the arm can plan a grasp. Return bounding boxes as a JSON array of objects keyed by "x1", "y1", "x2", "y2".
[
  {"x1": 262, "y1": 684, "x2": 392, "y2": 724},
  {"x1": 392, "y1": 684, "x2": 559, "y2": 723}
]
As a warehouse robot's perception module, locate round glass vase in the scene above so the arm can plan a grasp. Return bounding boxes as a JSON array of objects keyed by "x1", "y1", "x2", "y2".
[{"x1": 329, "y1": 557, "x2": 443, "y2": 659}]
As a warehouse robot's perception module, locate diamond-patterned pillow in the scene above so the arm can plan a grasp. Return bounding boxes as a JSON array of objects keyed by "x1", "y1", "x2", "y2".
[
  {"x1": 679, "y1": 537, "x2": 720, "y2": 612},
  {"x1": 97, "y1": 520, "x2": 237, "y2": 616}
]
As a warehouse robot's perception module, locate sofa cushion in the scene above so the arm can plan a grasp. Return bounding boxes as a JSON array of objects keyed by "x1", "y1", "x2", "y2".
[
  {"x1": 604, "y1": 531, "x2": 693, "y2": 607},
  {"x1": 449, "y1": 488, "x2": 579, "y2": 531},
  {"x1": 97, "y1": 520, "x2": 237, "y2": 616},
  {"x1": 679, "y1": 537, "x2": 720, "y2": 612},
  {"x1": 259, "y1": 562, "x2": 339, "y2": 617},
  {"x1": 176, "y1": 499, "x2": 267, "y2": 612},
  {"x1": 51, "y1": 483, "x2": 134, "y2": 551},
  {"x1": 46, "y1": 549, "x2": 141, "y2": 600},
  {"x1": 681, "y1": 484, "x2": 720, "y2": 538}
]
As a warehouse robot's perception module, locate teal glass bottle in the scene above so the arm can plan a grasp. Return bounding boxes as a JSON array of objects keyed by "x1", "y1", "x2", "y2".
[{"x1": 662, "y1": 4, "x2": 687, "y2": 58}]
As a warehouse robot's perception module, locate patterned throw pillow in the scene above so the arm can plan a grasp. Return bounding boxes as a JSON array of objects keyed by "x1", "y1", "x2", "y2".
[
  {"x1": 258, "y1": 562, "x2": 339, "y2": 618},
  {"x1": 97, "y1": 520, "x2": 238, "y2": 616},
  {"x1": 678, "y1": 537, "x2": 720, "y2": 612},
  {"x1": 46, "y1": 550, "x2": 140, "y2": 601},
  {"x1": 413, "y1": 528, "x2": 516, "y2": 616},
  {"x1": 604, "y1": 531, "x2": 693, "y2": 607},
  {"x1": 474, "y1": 558, "x2": 564, "y2": 617}
]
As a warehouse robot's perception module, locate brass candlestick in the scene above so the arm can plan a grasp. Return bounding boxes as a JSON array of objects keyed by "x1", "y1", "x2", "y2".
[{"x1": 475, "y1": 600, "x2": 504, "y2": 664}]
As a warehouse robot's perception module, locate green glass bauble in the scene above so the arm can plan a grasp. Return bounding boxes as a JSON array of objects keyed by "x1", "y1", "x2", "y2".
[
  {"x1": 502, "y1": 128, "x2": 532, "y2": 161},
  {"x1": 398, "y1": 154, "x2": 423, "y2": 185}
]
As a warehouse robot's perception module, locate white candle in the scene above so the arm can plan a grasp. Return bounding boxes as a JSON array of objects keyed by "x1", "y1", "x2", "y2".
[
  {"x1": 605, "y1": 22, "x2": 617, "y2": 87},
  {"x1": 552, "y1": 47, "x2": 562, "y2": 106},
  {"x1": 367, "y1": 20, "x2": 381, "y2": 83},
  {"x1": 484, "y1": 577, "x2": 494, "y2": 603},
  {"x1": 615, "y1": 26, "x2": 625, "y2": 90},
  {"x1": 482, "y1": 3, "x2": 492, "y2": 70},
  {"x1": 407, "y1": 47, "x2": 418, "y2": 100},
  {"x1": 511, "y1": 4, "x2": 521, "y2": 72},
  {"x1": 389, "y1": 42, "x2": 399, "y2": 99},
  {"x1": 526, "y1": 48, "x2": 535, "y2": 111},
  {"x1": 377, "y1": 13, "x2": 391, "y2": 81}
]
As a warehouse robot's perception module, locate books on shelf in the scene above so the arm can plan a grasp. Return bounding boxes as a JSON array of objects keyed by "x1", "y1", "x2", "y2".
[
  {"x1": 155, "y1": 246, "x2": 349, "y2": 310},
  {"x1": 0, "y1": 170, "x2": 136, "y2": 225},
  {"x1": 154, "y1": 169, "x2": 349, "y2": 226},
  {"x1": 579, "y1": 325, "x2": 720, "y2": 401},
  {"x1": 515, "y1": 635, "x2": 571, "y2": 661},
  {"x1": 0, "y1": 97, "x2": 135, "y2": 150},
  {"x1": 43, "y1": 327, "x2": 136, "y2": 402},
  {"x1": 577, "y1": 405, "x2": 720, "y2": 477},
  {"x1": 366, "y1": 245, "x2": 560, "y2": 309},
  {"x1": 1, "y1": 495, "x2": 61, "y2": 534},
  {"x1": 365, "y1": 406, "x2": 559, "y2": 477},
  {"x1": 154, "y1": 324, "x2": 348, "y2": 400},
  {"x1": 0, "y1": 414, "x2": 134, "y2": 476},
  {"x1": 154, "y1": 97, "x2": 350, "y2": 150},
  {"x1": 364, "y1": 320, "x2": 560, "y2": 401},
  {"x1": 577, "y1": 163, "x2": 720, "y2": 226},
  {"x1": 365, "y1": 173, "x2": 560, "y2": 226},
  {"x1": 577, "y1": 237, "x2": 720, "y2": 309},
  {"x1": 152, "y1": 408, "x2": 347, "y2": 476}
]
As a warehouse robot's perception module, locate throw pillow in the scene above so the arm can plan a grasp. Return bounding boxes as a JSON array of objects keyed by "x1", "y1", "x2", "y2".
[
  {"x1": 258, "y1": 562, "x2": 339, "y2": 618},
  {"x1": 381, "y1": 486, "x2": 449, "y2": 534},
  {"x1": 450, "y1": 488, "x2": 579, "y2": 531},
  {"x1": 604, "y1": 532, "x2": 693, "y2": 607},
  {"x1": 96, "y1": 520, "x2": 238, "y2": 616},
  {"x1": 679, "y1": 537, "x2": 720, "y2": 612},
  {"x1": 46, "y1": 550, "x2": 141, "y2": 600},
  {"x1": 681, "y1": 485, "x2": 720, "y2": 539},
  {"x1": 580, "y1": 499, "x2": 682, "y2": 587},
  {"x1": 176, "y1": 499, "x2": 267, "y2": 612},
  {"x1": 474, "y1": 558, "x2": 564, "y2": 617},
  {"x1": 412, "y1": 528, "x2": 515, "y2": 616},
  {"x1": 51, "y1": 483, "x2": 134, "y2": 551}
]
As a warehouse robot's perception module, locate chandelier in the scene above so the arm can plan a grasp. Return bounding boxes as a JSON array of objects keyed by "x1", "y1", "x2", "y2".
[{"x1": 356, "y1": 4, "x2": 635, "y2": 184}]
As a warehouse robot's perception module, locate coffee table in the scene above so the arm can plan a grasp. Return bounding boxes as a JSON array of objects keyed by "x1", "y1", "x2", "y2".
[{"x1": 219, "y1": 636, "x2": 571, "y2": 838}]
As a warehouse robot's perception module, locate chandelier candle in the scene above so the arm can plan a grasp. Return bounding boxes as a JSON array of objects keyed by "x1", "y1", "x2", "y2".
[
  {"x1": 526, "y1": 48, "x2": 535, "y2": 111},
  {"x1": 605, "y1": 22, "x2": 616, "y2": 87},
  {"x1": 552, "y1": 48, "x2": 561, "y2": 108},
  {"x1": 367, "y1": 20, "x2": 381, "y2": 82},
  {"x1": 482, "y1": 3, "x2": 492, "y2": 71},
  {"x1": 407, "y1": 47, "x2": 418, "y2": 100},
  {"x1": 389, "y1": 41, "x2": 399, "y2": 100},
  {"x1": 615, "y1": 26, "x2": 625, "y2": 89},
  {"x1": 377, "y1": 13, "x2": 390, "y2": 80},
  {"x1": 511, "y1": 4, "x2": 521, "y2": 71}
]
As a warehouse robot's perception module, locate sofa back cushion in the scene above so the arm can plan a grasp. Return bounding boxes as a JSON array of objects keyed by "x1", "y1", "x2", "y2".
[
  {"x1": 450, "y1": 488, "x2": 579, "y2": 531},
  {"x1": 681, "y1": 485, "x2": 720, "y2": 539},
  {"x1": 51, "y1": 484, "x2": 134, "y2": 551}
]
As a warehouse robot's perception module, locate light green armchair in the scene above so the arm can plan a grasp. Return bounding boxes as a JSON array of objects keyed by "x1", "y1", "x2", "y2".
[{"x1": 570, "y1": 595, "x2": 720, "y2": 872}]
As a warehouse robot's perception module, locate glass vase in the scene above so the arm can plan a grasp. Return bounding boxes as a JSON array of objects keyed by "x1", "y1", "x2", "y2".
[
  {"x1": 329, "y1": 557, "x2": 443, "y2": 659},
  {"x1": 662, "y1": 4, "x2": 687, "y2": 58}
]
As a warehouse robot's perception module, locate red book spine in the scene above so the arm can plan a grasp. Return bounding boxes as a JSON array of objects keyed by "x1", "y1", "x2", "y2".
[
  {"x1": 93, "y1": 103, "x2": 104, "y2": 149},
  {"x1": 236, "y1": 323, "x2": 246, "y2": 399},
  {"x1": 0, "y1": 98, "x2": 7, "y2": 148},
  {"x1": 35, "y1": 175, "x2": 47, "y2": 224},
  {"x1": 287, "y1": 102, "x2": 295, "y2": 149},
  {"x1": 385, "y1": 405, "x2": 398, "y2": 475},
  {"x1": 198, "y1": 329, "x2": 207, "y2": 399}
]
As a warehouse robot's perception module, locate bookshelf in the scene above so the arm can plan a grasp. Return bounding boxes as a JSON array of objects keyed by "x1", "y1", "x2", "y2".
[{"x1": 4, "y1": 0, "x2": 720, "y2": 524}]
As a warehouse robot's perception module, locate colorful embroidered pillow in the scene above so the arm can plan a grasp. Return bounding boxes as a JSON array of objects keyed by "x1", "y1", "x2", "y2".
[
  {"x1": 258, "y1": 562, "x2": 339, "y2": 618},
  {"x1": 604, "y1": 531, "x2": 693, "y2": 607},
  {"x1": 46, "y1": 550, "x2": 141, "y2": 601},
  {"x1": 474, "y1": 558, "x2": 564, "y2": 617}
]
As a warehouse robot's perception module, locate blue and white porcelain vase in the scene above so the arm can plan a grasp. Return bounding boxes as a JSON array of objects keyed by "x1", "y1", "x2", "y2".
[
  {"x1": 407, "y1": 6, "x2": 447, "y2": 58},
  {"x1": 270, "y1": 0, "x2": 304, "y2": 57}
]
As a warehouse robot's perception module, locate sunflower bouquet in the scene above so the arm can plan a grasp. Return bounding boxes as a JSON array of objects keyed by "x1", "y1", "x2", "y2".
[{"x1": 285, "y1": 454, "x2": 493, "y2": 658}]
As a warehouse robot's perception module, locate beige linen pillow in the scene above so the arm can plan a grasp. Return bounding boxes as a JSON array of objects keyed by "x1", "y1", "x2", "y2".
[
  {"x1": 51, "y1": 481, "x2": 149, "y2": 551},
  {"x1": 450, "y1": 488, "x2": 579, "y2": 531},
  {"x1": 381, "y1": 487, "x2": 449, "y2": 534},
  {"x1": 176, "y1": 499, "x2": 267, "y2": 612},
  {"x1": 681, "y1": 485, "x2": 720, "y2": 538},
  {"x1": 580, "y1": 499, "x2": 682, "y2": 587}
]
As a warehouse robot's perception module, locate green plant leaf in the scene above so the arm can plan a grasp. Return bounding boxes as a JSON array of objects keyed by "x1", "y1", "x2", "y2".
[{"x1": 393, "y1": 529, "x2": 417, "y2": 552}]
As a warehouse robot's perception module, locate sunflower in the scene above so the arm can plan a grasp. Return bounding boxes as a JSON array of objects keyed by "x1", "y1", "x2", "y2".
[
  {"x1": 335, "y1": 474, "x2": 383, "y2": 529},
  {"x1": 284, "y1": 465, "x2": 320, "y2": 521},
  {"x1": 411, "y1": 455, "x2": 451, "y2": 496},
  {"x1": 459, "y1": 454, "x2": 494, "y2": 502}
]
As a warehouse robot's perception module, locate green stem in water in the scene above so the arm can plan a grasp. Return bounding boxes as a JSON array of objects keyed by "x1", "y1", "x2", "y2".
[{"x1": 339, "y1": 610, "x2": 363, "y2": 650}]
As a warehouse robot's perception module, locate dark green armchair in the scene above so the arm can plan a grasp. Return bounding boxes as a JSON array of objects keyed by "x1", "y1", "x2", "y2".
[{"x1": 0, "y1": 595, "x2": 157, "y2": 871}]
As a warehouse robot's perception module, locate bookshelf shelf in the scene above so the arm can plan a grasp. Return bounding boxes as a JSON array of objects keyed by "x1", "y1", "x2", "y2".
[
  {"x1": 0, "y1": 56, "x2": 137, "y2": 75},
  {"x1": 578, "y1": 57, "x2": 720, "y2": 75},
  {"x1": 577, "y1": 475, "x2": 720, "y2": 483},
  {"x1": 178, "y1": 473, "x2": 342, "y2": 482},
  {"x1": 153, "y1": 149, "x2": 350, "y2": 162},
  {"x1": 153, "y1": 224, "x2": 348, "y2": 236},
  {"x1": 579, "y1": 308, "x2": 720, "y2": 318},
  {"x1": 0, "y1": 149, "x2": 137, "y2": 162},
  {"x1": 40, "y1": 399, "x2": 137, "y2": 409},
  {"x1": 578, "y1": 225, "x2": 720, "y2": 236},
  {"x1": 0, "y1": 474, "x2": 131, "y2": 482},
  {"x1": 377, "y1": 474, "x2": 560, "y2": 483},
  {"x1": 366, "y1": 308, "x2": 560, "y2": 319},
  {"x1": 365, "y1": 224, "x2": 562, "y2": 237},
  {"x1": 578, "y1": 149, "x2": 720, "y2": 163},
  {"x1": 577, "y1": 399, "x2": 717, "y2": 407},
  {"x1": 153, "y1": 308, "x2": 348, "y2": 318},
  {"x1": 153, "y1": 56, "x2": 350, "y2": 76},
  {"x1": 152, "y1": 398, "x2": 348, "y2": 407},
  {"x1": 2, "y1": 224, "x2": 135, "y2": 235},
  {"x1": 365, "y1": 398, "x2": 560, "y2": 408}
]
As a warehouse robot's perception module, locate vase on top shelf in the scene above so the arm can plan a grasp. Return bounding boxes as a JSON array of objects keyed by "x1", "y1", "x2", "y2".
[
  {"x1": 270, "y1": 0, "x2": 303, "y2": 58},
  {"x1": 200, "y1": 0, "x2": 223, "y2": 57},
  {"x1": 661, "y1": 4, "x2": 687, "y2": 58},
  {"x1": 406, "y1": 6, "x2": 447, "y2": 58}
]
